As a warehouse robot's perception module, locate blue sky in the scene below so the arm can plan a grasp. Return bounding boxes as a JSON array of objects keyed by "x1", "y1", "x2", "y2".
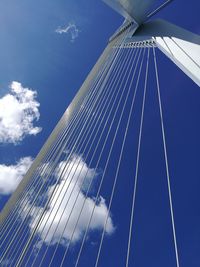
[{"x1": 0, "y1": 0, "x2": 200, "y2": 266}]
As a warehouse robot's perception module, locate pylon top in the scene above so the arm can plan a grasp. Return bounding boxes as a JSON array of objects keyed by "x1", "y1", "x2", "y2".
[{"x1": 102, "y1": 0, "x2": 171, "y2": 24}]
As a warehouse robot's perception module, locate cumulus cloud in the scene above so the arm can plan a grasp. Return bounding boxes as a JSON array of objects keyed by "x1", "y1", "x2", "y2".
[
  {"x1": 0, "y1": 81, "x2": 42, "y2": 144},
  {"x1": 24, "y1": 155, "x2": 114, "y2": 246},
  {"x1": 0, "y1": 157, "x2": 33, "y2": 195},
  {"x1": 55, "y1": 22, "x2": 80, "y2": 42}
]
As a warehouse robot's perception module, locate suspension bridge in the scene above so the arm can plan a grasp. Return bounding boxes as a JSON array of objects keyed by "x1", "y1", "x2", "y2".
[{"x1": 0, "y1": 0, "x2": 200, "y2": 266}]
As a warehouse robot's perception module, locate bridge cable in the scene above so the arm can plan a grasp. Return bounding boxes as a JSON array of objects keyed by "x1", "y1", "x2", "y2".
[
  {"x1": 12, "y1": 29, "x2": 131, "y2": 267},
  {"x1": 153, "y1": 46, "x2": 180, "y2": 267},
  {"x1": 58, "y1": 48, "x2": 143, "y2": 267},
  {"x1": 46, "y1": 47, "x2": 137, "y2": 267},
  {"x1": 125, "y1": 47, "x2": 150, "y2": 267},
  {"x1": 94, "y1": 47, "x2": 148, "y2": 267},
  {"x1": 27, "y1": 47, "x2": 131, "y2": 267}
]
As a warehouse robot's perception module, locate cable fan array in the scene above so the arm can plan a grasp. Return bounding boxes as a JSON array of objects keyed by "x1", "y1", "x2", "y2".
[{"x1": 0, "y1": 28, "x2": 179, "y2": 267}]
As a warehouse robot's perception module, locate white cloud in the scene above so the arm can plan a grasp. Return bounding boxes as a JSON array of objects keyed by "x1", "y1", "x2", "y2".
[
  {"x1": 0, "y1": 157, "x2": 33, "y2": 195},
  {"x1": 0, "y1": 81, "x2": 42, "y2": 144},
  {"x1": 25, "y1": 155, "x2": 114, "y2": 245},
  {"x1": 55, "y1": 22, "x2": 80, "y2": 42}
]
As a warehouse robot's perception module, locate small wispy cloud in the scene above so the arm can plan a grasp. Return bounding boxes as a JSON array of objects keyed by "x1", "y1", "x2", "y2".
[{"x1": 55, "y1": 22, "x2": 80, "y2": 42}]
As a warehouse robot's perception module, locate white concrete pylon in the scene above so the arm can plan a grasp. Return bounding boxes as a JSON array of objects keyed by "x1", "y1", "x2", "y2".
[
  {"x1": 103, "y1": 0, "x2": 200, "y2": 87},
  {"x1": 128, "y1": 19, "x2": 200, "y2": 87},
  {"x1": 102, "y1": 0, "x2": 160, "y2": 24}
]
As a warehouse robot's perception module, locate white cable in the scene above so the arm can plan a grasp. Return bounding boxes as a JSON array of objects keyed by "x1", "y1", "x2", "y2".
[
  {"x1": 26, "y1": 47, "x2": 129, "y2": 267},
  {"x1": 47, "y1": 47, "x2": 136, "y2": 267},
  {"x1": 153, "y1": 46, "x2": 180, "y2": 267},
  {"x1": 125, "y1": 47, "x2": 150, "y2": 267},
  {"x1": 14, "y1": 31, "x2": 130, "y2": 267},
  {"x1": 95, "y1": 48, "x2": 148, "y2": 267}
]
